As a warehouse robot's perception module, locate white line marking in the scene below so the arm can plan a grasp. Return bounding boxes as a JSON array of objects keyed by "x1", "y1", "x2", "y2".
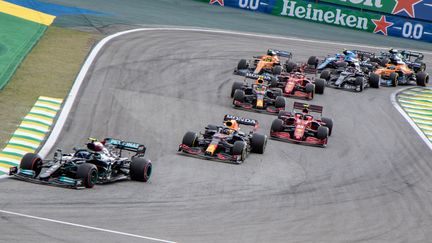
[
  {"x1": 391, "y1": 88, "x2": 432, "y2": 151},
  {"x1": 0, "y1": 209, "x2": 176, "y2": 243}
]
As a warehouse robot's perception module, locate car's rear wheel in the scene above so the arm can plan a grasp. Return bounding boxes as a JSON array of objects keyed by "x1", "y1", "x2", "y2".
[
  {"x1": 390, "y1": 72, "x2": 398, "y2": 87},
  {"x1": 130, "y1": 157, "x2": 152, "y2": 182},
  {"x1": 237, "y1": 59, "x2": 248, "y2": 70},
  {"x1": 277, "y1": 110, "x2": 290, "y2": 119},
  {"x1": 275, "y1": 96, "x2": 286, "y2": 109},
  {"x1": 320, "y1": 70, "x2": 331, "y2": 81},
  {"x1": 251, "y1": 133, "x2": 267, "y2": 154},
  {"x1": 271, "y1": 119, "x2": 284, "y2": 132},
  {"x1": 316, "y1": 126, "x2": 329, "y2": 140},
  {"x1": 308, "y1": 56, "x2": 319, "y2": 68},
  {"x1": 20, "y1": 153, "x2": 42, "y2": 177},
  {"x1": 416, "y1": 72, "x2": 429, "y2": 87},
  {"x1": 182, "y1": 131, "x2": 198, "y2": 147},
  {"x1": 321, "y1": 117, "x2": 333, "y2": 136},
  {"x1": 369, "y1": 73, "x2": 380, "y2": 88},
  {"x1": 76, "y1": 163, "x2": 98, "y2": 188}
]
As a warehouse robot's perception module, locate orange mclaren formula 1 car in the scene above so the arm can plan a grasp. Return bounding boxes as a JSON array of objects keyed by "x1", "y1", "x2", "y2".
[
  {"x1": 276, "y1": 72, "x2": 325, "y2": 100},
  {"x1": 270, "y1": 102, "x2": 333, "y2": 147},
  {"x1": 369, "y1": 62, "x2": 429, "y2": 87},
  {"x1": 178, "y1": 115, "x2": 267, "y2": 164},
  {"x1": 231, "y1": 77, "x2": 286, "y2": 115},
  {"x1": 234, "y1": 49, "x2": 292, "y2": 79}
]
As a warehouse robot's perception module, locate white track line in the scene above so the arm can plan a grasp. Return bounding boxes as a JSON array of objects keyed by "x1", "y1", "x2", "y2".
[
  {"x1": 391, "y1": 88, "x2": 432, "y2": 151},
  {"x1": 0, "y1": 209, "x2": 176, "y2": 243}
]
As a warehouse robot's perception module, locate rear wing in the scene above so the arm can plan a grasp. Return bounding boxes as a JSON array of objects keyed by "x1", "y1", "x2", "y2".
[
  {"x1": 352, "y1": 50, "x2": 376, "y2": 60},
  {"x1": 293, "y1": 102, "x2": 323, "y2": 115},
  {"x1": 244, "y1": 73, "x2": 274, "y2": 82},
  {"x1": 273, "y1": 50, "x2": 293, "y2": 59},
  {"x1": 401, "y1": 50, "x2": 424, "y2": 61},
  {"x1": 224, "y1": 114, "x2": 258, "y2": 127},
  {"x1": 104, "y1": 138, "x2": 146, "y2": 154}
]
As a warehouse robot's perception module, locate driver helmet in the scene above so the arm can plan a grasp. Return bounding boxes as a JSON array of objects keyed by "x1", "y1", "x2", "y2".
[
  {"x1": 75, "y1": 150, "x2": 91, "y2": 159},
  {"x1": 389, "y1": 48, "x2": 399, "y2": 54},
  {"x1": 256, "y1": 76, "x2": 264, "y2": 84},
  {"x1": 267, "y1": 49, "x2": 276, "y2": 56},
  {"x1": 224, "y1": 120, "x2": 239, "y2": 132},
  {"x1": 87, "y1": 141, "x2": 104, "y2": 152},
  {"x1": 342, "y1": 48, "x2": 348, "y2": 55}
]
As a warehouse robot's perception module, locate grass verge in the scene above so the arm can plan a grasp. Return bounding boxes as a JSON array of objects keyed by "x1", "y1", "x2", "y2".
[{"x1": 0, "y1": 26, "x2": 101, "y2": 149}]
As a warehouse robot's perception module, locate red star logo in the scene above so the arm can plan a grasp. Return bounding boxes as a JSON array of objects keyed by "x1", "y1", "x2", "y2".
[
  {"x1": 372, "y1": 16, "x2": 394, "y2": 36},
  {"x1": 209, "y1": 0, "x2": 224, "y2": 6},
  {"x1": 392, "y1": 0, "x2": 422, "y2": 18}
]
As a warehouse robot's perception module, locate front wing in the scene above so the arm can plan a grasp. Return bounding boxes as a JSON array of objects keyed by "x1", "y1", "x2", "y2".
[
  {"x1": 270, "y1": 132, "x2": 327, "y2": 147},
  {"x1": 178, "y1": 144, "x2": 243, "y2": 164}
]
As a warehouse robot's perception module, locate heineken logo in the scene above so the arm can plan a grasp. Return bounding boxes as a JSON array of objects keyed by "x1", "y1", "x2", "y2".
[
  {"x1": 337, "y1": 0, "x2": 383, "y2": 8},
  {"x1": 280, "y1": 0, "x2": 368, "y2": 30}
]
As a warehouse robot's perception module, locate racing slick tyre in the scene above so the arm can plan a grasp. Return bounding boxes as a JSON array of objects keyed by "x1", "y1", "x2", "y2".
[
  {"x1": 206, "y1": 124, "x2": 218, "y2": 131},
  {"x1": 231, "y1": 81, "x2": 244, "y2": 98},
  {"x1": 272, "y1": 88, "x2": 283, "y2": 97},
  {"x1": 380, "y1": 58, "x2": 389, "y2": 67},
  {"x1": 305, "y1": 83, "x2": 314, "y2": 93},
  {"x1": 275, "y1": 96, "x2": 286, "y2": 109},
  {"x1": 337, "y1": 62, "x2": 348, "y2": 68},
  {"x1": 20, "y1": 153, "x2": 43, "y2": 177},
  {"x1": 285, "y1": 61, "x2": 297, "y2": 73},
  {"x1": 273, "y1": 65, "x2": 282, "y2": 75},
  {"x1": 389, "y1": 72, "x2": 398, "y2": 87},
  {"x1": 233, "y1": 89, "x2": 245, "y2": 104},
  {"x1": 130, "y1": 157, "x2": 152, "y2": 182},
  {"x1": 277, "y1": 110, "x2": 290, "y2": 119},
  {"x1": 270, "y1": 76, "x2": 278, "y2": 87},
  {"x1": 355, "y1": 77, "x2": 364, "y2": 92},
  {"x1": 237, "y1": 59, "x2": 248, "y2": 70},
  {"x1": 316, "y1": 126, "x2": 329, "y2": 140},
  {"x1": 320, "y1": 70, "x2": 331, "y2": 81},
  {"x1": 314, "y1": 78, "x2": 325, "y2": 94},
  {"x1": 232, "y1": 141, "x2": 246, "y2": 162},
  {"x1": 76, "y1": 163, "x2": 98, "y2": 188},
  {"x1": 416, "y1": 72, "x2": 429, "y2": 87},
  {"x1": 251, "y1": 133, "x2": 267, "y2": 154},
  {"x1": 307, "y1": 56, "x2": 319, "y2": 68},
  {"x1": 182, "y1": 131, "x2": 198, "y2": 147},
  {"x1": 369, "y1": 73, "x2": 380, "y2": 88},
  {"x1": 271, "y1": 118, "x2": 284, "y2": 132},
  {"x1": 321, "y1": 117, "x2": 333, "y2": 136}
]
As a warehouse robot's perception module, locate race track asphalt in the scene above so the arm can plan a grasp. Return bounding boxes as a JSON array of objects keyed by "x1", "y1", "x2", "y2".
[{"x1": 1, "y1": 29, "x2": 432, "y2": 243}]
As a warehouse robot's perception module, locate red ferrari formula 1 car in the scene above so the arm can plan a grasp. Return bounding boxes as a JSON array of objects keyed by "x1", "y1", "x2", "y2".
[
  {"x1": 277, "y1": 72, "x2": 325, "y2": 100},
  {"x1": 178, "y1": 115, "x2": 267, "y2": 164},
  {"x1": 270, "y1": 102, "x2": 333, "y2": 147}
]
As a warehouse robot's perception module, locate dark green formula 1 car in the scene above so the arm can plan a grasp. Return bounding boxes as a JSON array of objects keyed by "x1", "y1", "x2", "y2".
[{"x1": 9, "y1": 138, "x2": 152, "y2": 189}]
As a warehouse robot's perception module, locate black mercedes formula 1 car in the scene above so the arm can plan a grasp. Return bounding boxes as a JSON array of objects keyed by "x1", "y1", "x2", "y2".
[
  {"x1": 178, "y1": 115, "x2": 267, "y2": 164},
  {"x1": 9, "y1": 138, "x2": 152, "y2": 189}
]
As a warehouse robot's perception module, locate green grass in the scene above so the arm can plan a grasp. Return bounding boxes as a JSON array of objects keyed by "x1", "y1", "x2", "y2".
[{"x1": 0, "y1": 26, "x2": 101, "y2": 149}]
